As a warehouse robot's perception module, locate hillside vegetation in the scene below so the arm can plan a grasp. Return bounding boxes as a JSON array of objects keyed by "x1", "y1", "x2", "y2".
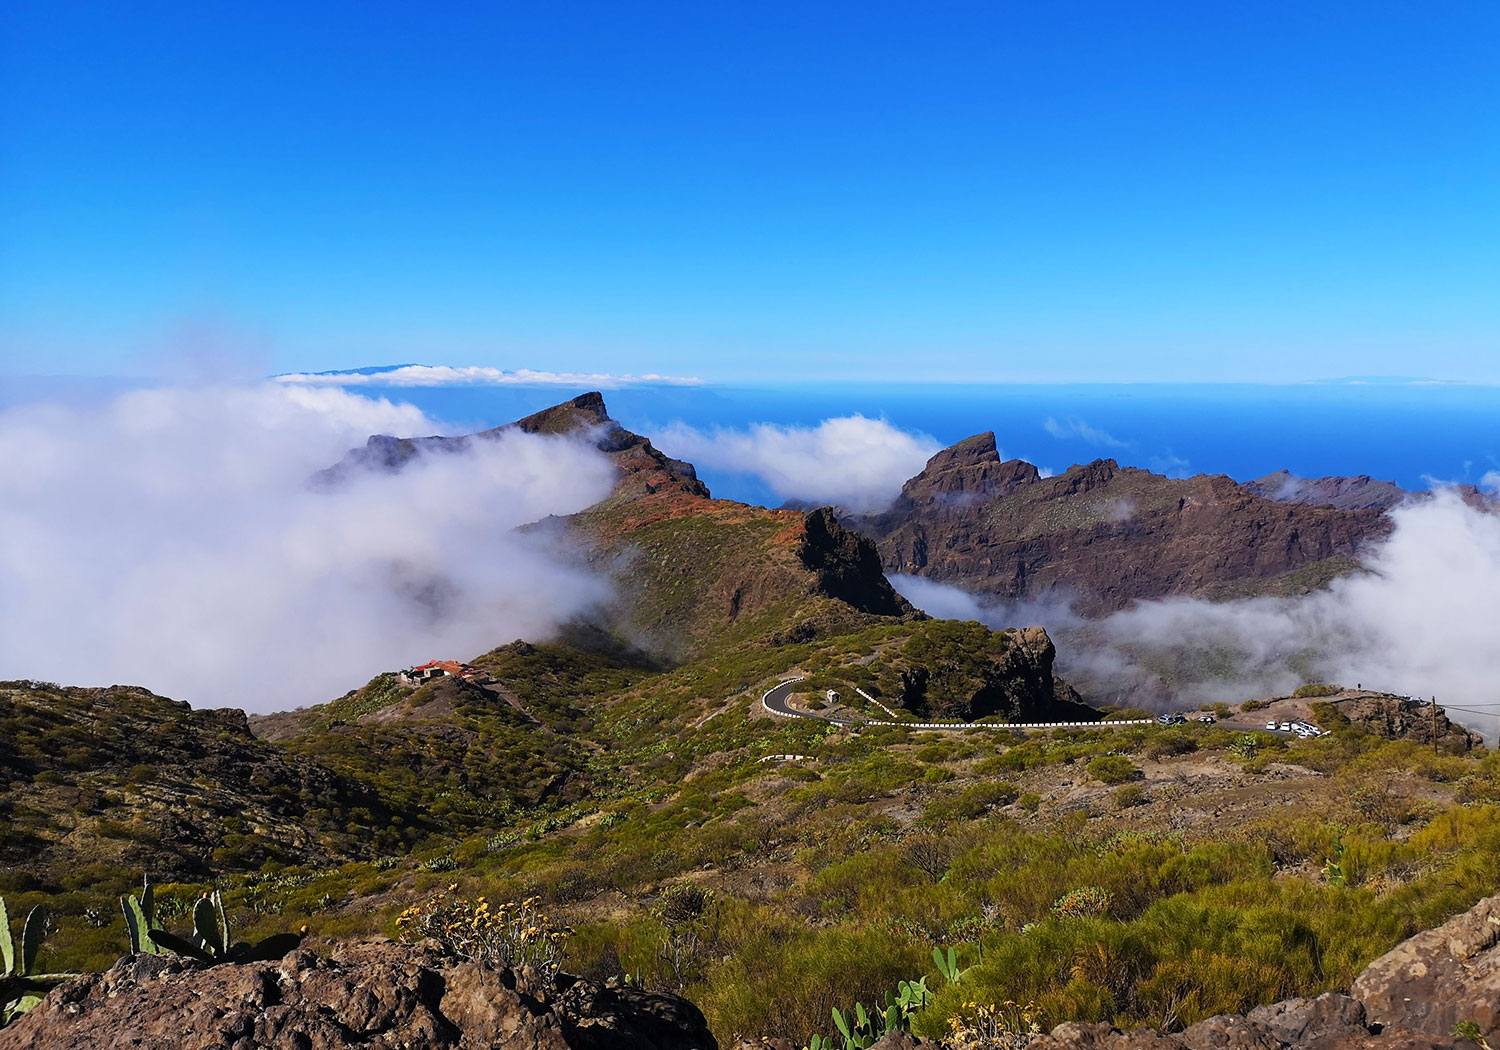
[
  {"x1": 7, "y1": 641, "x2": 1500, "y2": 1045},
  {"x1": 6, "y1": 393, "x2": 1498, "y2": 1047}
]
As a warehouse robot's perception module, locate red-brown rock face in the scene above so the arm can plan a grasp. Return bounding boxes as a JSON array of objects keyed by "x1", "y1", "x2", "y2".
[{"x1": 851, "y1": 435, "x2": 1392, "y2": 616}]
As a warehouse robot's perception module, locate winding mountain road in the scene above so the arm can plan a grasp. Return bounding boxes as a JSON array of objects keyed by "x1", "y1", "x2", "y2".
[{"x1": 761, "y1": 678, "x2": 1153, "y2": 732}]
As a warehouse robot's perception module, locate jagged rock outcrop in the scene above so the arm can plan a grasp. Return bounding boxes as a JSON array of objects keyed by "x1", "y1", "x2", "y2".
[
  {"x1": 797, "y1": 508, "x2": 910, "y2": 617},
  {"x1": 508, "y1": 393, "x2": 710, "y2": 500},
  {"x1": 878, "y1": 433, "x2": 1042, "y2": 521},
  {"x1": 0, "y1": 941, "x2": 717, "y2": 1050},
  {"x1": 1242, "y1": 471, "x2": 1412, "y2": 512},
  {"x1": 848, "y1": 437, "x2": 1391, "y2": 616},
  {"x1": 316, "y1": 391, "x2": 708, "y2": 501},
  {"x1": 1244, "y1": 471, "x2": 1498, "y2": 514},
  {"x1": 871, "y1": 620, "x2": 1094, "y2": 722},
  {"x1": 1329, "y1": 692, "x2": 1480, "y2": 752},
  {"x1": 1029, "y1": 891, "x2": 1500, "y2": 1050},
  {"x1": 985, "y1": 625, "x2": 1092, "y2": 721}
]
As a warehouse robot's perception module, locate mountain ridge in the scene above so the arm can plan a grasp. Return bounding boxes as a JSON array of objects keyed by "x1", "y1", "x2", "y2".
[{"x1": 841, "y1": 433, "x2": 1394, "y2": 615}]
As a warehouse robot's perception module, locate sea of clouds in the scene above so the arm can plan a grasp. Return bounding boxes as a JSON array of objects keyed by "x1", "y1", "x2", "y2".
[
  {"x1": 659, "y1": 411, "x2": 1500, "y2": 731},
  {"x1": 648, "y1": 415, "x2": 942, "y2": 513},
  {"x1": 7, "y1": 376, "x2": 1498, "y2": 733},
  {"x1": 0, "y1": 383, "x2": 616, "y2": 712}
]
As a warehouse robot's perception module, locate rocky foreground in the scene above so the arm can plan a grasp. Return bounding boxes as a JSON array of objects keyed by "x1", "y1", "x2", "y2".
[
  {"x1": 8, "y1": 891, "x2": 1500, "y2": 1050},
  {"x1": 0, "y1": 941, "x2": 716, "y2": 1050},
  {"x1": 1029, "y1": 890, "x2": 1500, "y2": 1050}
]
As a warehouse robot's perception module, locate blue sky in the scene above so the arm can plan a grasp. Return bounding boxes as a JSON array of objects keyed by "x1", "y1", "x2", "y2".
[{"x1": 2, "y1": 1, "x2": 1497, "y2": 383}]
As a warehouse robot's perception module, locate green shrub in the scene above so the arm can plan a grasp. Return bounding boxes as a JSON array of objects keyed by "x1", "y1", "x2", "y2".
[
  {"x1": 924, "y1": 781, "x2": 1018, "y2": 823},
  {"x1": 1294, "y1": 683, "x2": 1340, "y2": 698},
  {"x1": 1143, "y1": 733, "x2": 1197, "y2": 761},
  {"x1": 1112, "y1": 785, "x2": 1148, "y2": 810},
  {"x1": 1086, "y1": 756, "x2": 1139, "y2": 785},
  {"x1": 1308, "y1": 701, "x2": 1351, "y2": 728}
]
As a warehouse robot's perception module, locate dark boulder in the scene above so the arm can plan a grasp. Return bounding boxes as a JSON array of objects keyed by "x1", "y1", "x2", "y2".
[
  {"x1": 1030, "y1": 892, "x2": 1500, "y2": 1050},
  {"x1": 0, "y1": 941, "x2": 716, "y2": 1050}
]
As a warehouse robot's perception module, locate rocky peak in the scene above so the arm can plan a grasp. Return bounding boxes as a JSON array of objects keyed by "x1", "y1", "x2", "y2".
[
  {"x1": 496, "y1": 392, "x2": 708, "y2": 499},
  {"x1": 1332, "y1": 691, "x2": 1479, "y2": 751},
  {"x1": 317, "y1": 392, "x2": 709, "y2": 501},
  {"x1": 1055, "y1": 458, "x2": 1122, "y2": 495},
  {"x1": 797, "y1": 508, "x2": 912, "y2": 617},
  {"x1": 843, "y1": 444, "x2": 1391, "y2": 616},
  {"x1": 918, "y1": 431, "x2": 1000, "y2": 474},
  {"x1": 893, "y1": 433, "x2": 1042, "y2": 514},
  {"x1": 1244, "y1": 470, "x2": 1499, "y2": 514},
  {"x1": 506, "y1": 390, "x2": 613, "y2": 436},
  {"x1": 1243, "y1": 470, "x2": 1412, "y2": 511}
]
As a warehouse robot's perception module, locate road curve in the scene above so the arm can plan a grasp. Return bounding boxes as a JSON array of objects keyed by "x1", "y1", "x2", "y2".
[
  {"x1": 761, "y1": 678, "x2": 1153, "y2": 732},
  {"x1": 762, "y1": 678, "x2": 859, "y2": 726}
]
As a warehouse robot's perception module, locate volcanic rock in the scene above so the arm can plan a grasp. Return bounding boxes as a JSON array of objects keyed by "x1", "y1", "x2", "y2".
[
  {"x1": 316, "y1": 391, "x2": 708, "y2": 501},
  {"x1": 848, "y1": 437, "x2": 1392, "y2": 615},
  {"x1": 1244, "y1": 471, "x2": 1498, "y2": 514},
  {"x1": 1029, "y1": 891, "x2": 1500, "y2": 1050},
  {"x1": 1330, "y1": 693, "x2": 1479, "y2": 752},
  {"x1": 797, "y1": 507, "x2": 910, "y2": 617},
  {"x1": 1351, "y1": 891, "x2": 1500, "y2": 1041},
  {"x1": 0, "y1": 941, "x2": 717, "y2": 1050},
  {"x1": 1242, "y1": 472, "x2": 1412, "y2": 512}
]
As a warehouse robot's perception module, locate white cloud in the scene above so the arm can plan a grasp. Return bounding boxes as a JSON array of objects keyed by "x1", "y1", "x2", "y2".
[
  {"x1": 0, "y1": 384, "x2": 616, "y2": 712},
  {"x1": 1481, "y1": 470, "x2": 1500, "y2": 494},
  {"x1": 274, "y1": 364, "x2": 703, "y2": 388},
  {"x1": 893, "y1": 492, "x2": 1500, "y2": 736},
  {"x1": 1103, "y1": 497, "x2": 1137, "y2": 522},
  {"x1": 889, "y1": 575, "x2": 995, "y2": 624},
  {"x1": 650, "y1": 416, "x2": 941, "y2": 513},
  {"x1": 1148, "y1": 452, "x2": 1191, "y2": 478},
  {"x1": 1043, "y1": 416, "x2": 1126, "y2": 448}
]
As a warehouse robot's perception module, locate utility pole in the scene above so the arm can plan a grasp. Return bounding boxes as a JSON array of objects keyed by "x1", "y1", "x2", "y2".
[{"x1": 1432, "y1": 696, "x2": 1439, "y2": 756}]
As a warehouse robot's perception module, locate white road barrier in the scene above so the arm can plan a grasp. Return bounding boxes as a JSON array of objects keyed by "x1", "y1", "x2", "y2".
[{"x1": 759, "y1": 678, "x2": 1153, "y2": 731}]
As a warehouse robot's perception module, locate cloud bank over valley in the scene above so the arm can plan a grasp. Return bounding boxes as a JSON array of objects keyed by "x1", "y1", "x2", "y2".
[
  {"x1": 0, "y1": 384, "x2": 617, "y2": 712},
  {"x1": 895, "y1": 491, "x2": 1500, "y2": 734},
  {"x1": 649, "y1": 415, "x2": 941, "y2": 513}
]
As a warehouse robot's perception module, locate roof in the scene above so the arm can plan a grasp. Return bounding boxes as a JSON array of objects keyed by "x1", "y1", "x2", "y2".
[{"x1": 409, "y1": 660, "x2": 466, "y2": 675}]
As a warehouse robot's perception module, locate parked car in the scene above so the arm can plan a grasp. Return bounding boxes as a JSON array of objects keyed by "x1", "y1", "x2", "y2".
[
  {"x1": 1266, "y1": 721, "x2": 1279, "y2": 730},
  {"x1": 1196, "y1": 714, "x2": 1216, "y2": 724}
]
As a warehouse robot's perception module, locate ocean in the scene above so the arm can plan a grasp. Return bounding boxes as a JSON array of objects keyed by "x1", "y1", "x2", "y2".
[{"x1": 316, "y1": 380, "x2": 1500, "y2": 507}]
